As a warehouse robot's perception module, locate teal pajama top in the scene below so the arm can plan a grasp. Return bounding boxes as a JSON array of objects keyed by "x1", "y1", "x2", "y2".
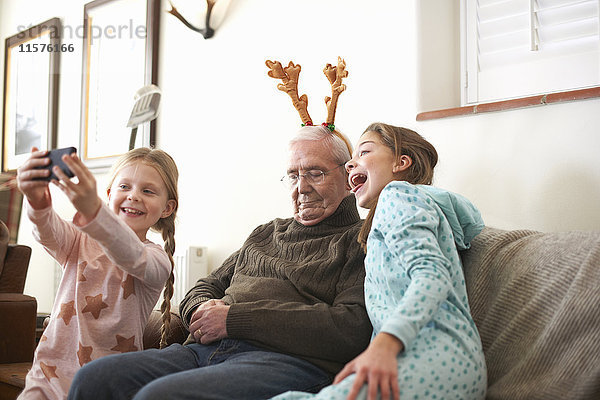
[
  {"x1": 272, "y1": 182, "x2": 487, "y2": 400},
  {"x1": 363, "y1": 181, "x2": 487, "y2": 399}
]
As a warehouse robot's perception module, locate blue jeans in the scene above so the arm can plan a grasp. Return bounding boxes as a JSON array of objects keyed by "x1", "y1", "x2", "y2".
[{"x1": 68, "y1": 340, "x2": 332, "y2": 400}]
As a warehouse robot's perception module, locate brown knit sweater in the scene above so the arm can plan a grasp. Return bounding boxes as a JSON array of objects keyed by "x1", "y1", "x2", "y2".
[{"x1": 180, "y1": 195, "x2": 372, "y2": 375}]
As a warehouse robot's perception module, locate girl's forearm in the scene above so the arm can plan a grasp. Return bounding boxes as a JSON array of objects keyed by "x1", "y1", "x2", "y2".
[{"x1": 373, "y1": 332, "x2": 404, "y2": 355}]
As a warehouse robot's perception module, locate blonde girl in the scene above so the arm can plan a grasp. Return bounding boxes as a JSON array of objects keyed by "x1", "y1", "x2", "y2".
[{"x1": 16, "y1": 147, "x2": 178, "y2": 400}]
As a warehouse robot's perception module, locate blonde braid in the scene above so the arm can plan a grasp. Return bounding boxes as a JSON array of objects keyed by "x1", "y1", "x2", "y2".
[
  {"x1": 159, "y1": 220, "x2": 176, "y2": 349},
  {"x1": 109, "y1": 148, "x2": 179, "y2": 349}
]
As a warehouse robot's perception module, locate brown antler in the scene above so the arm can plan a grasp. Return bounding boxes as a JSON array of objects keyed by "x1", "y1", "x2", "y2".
[
  {"x1": 266, "y1": 60, "x2": 313, "y2": 126},
  {"x1": 323, "y1": 57, "x2": 348, "y2": 126}
]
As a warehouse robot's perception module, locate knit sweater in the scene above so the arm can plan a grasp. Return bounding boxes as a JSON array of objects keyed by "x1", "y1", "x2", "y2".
[{"x1": 180, "y1": 195, "x2": 372, "y2": 375}]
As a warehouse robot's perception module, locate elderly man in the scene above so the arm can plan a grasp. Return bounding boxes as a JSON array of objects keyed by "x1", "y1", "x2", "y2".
[{"x1": 68, "y1": 126, "x2": 372, "y2": 400}]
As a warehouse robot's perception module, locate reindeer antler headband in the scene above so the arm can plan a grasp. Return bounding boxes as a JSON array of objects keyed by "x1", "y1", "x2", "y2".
[{"x1": 266, "y1": 57, "x2": 352, "y2": 155}]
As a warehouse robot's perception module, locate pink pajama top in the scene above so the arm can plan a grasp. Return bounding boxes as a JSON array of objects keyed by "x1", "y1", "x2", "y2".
[{"x1": 19, "y1": 203, "x2": 171, "y2": 400}]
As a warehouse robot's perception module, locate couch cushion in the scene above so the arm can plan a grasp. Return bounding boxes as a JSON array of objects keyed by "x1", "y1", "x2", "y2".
[
  {"x1": 0, "y1": 293, "x2": 37, "y2": 364},
  {"x1": 461, "y1": 227, "x2": 600, "y2": 400},
  {"x1": 143, "y1": 307, "x2": 189, "y2": 349},
  {"x1": 0, "y1": 221, "x2": 8, "y2": 277},
  {"x1": 0, "y1": 245, "x2": 32, "y2": 294}
]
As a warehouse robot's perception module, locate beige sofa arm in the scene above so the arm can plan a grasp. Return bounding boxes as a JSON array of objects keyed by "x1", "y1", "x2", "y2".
[{"x1": 461, "y1": 227, "x2": 600, "y2": 400}]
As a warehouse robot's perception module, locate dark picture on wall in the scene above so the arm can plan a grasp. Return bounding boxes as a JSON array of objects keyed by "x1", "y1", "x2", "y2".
[{"x1": 2, "y1": 17, "x2": 60, "y2": 172}]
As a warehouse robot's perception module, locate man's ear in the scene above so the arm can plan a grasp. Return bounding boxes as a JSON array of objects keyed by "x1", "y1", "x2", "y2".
[
  {"x1": 161, "y1": 199, "x2": 177, "y2": 218},
  {"x1": 393, "y1": 155, "x2": 413, "y2": 174}
]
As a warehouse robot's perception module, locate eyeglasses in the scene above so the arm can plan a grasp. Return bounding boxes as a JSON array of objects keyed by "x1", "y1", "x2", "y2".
[{"x1": 280, "y1": 164, "x2": 345, "y2": 189}]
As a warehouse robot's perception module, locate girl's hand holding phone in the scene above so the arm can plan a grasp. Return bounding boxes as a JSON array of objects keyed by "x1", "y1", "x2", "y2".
[
  {"x1": 16, "y1": 147, "x2": 52, "y2": 210},
  {"x1": 52, "y1": 153, "x2": 102, "y2": 224}
]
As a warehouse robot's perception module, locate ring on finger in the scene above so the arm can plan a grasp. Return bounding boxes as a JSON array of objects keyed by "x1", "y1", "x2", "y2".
[{"x1": 195, "y1": 328, "x2": 203, "y2": 337}]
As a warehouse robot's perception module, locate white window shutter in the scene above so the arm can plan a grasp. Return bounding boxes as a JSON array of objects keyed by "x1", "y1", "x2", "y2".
[{"x1": 463, "y1": 0, "x2": 600, "y2": 104}]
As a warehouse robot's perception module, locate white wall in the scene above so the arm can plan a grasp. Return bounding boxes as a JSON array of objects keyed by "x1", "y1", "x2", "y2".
[
  {"x1": 1, "y1": 0, "x2": 598, "y2": 313},
  {"x1": 1, "y1": 0, "x2": 98, "y2": 312},
  {"x1": 415, "y1": 0, "x2": 600, "y2": 232}
]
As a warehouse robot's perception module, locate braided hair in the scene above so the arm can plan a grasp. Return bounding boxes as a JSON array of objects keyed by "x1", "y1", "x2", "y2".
[{"x1": 108, "y1": 147, "x2": 179, "y2": 348}]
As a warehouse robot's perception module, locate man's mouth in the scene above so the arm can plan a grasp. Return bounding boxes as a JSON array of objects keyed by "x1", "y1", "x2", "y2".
[
  {"x1": 121, "y1": 207, "x2": 145, "y2": 216},
  {"x1": 298, "y1": 200, "x2": 322, "y2": 209},
  {"x1": 349, "y1": 173, "x2": 367, "y2": 193}
]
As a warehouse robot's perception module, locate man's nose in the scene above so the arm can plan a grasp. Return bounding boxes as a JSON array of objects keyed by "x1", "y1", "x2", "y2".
[{"x1": 296, "y1": 175, "x2": 313, "y2": 193}]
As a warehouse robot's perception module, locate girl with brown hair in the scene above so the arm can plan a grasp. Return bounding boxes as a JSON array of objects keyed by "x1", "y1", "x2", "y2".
[{"x1": 273, "y1": 123, "x2": 487, "y2": 400}]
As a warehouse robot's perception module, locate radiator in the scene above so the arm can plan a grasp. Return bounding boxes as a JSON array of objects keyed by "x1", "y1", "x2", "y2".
[
  {"x1": 172, "y1": 246, "x2": 209, "y2": 305},
  {"x1": 53, "y1": 246, "x2": 208, "y2": 308}
]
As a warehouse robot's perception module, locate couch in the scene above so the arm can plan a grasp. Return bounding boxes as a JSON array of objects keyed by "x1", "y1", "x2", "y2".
[
  {"x1": 461, "y1": 227, "x2": 600, "y2": 399},
  {"x1": 0, "y1": 220, "x2": 36, "y2": 399},
  {"x1": 145, "y1": 226, "x2": 600, "y2": 399}
]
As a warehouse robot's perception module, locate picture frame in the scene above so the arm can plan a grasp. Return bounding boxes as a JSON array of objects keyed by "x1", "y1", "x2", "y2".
[
  {"x1": 80, "y1": 0, "x2": 160, "y2": 170},
  {"x1": 2, "y1": 17, "x2": 61, "y2": 172},
  {"x1": 0, "y1": 172, "x2": 23, "y2": 243}
]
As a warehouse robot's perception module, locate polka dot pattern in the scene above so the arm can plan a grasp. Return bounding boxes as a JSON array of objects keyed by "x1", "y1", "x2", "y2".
[{"x1": 272, "y1": 182, "x2": 487, "y2": 400}]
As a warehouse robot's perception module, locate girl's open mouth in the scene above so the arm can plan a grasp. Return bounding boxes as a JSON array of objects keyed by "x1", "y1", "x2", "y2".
[{"x1": 349, "y1": 173, "x2": 367, "y2": 193}]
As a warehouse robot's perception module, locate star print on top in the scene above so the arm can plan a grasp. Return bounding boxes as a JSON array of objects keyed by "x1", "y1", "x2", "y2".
[
  {"x1": 82, "y1": 294, "x2": 109, "y2": 319},
  {"x1": 18, "y1": 203, "x2": 171, "y2": 400},
  {"x1": 40, "y1": 363, "x2": 58, "y2": 381},
  {"x1": 121, "y1": 274, "x2": 136, "y2": 299},
  {"x1": 57, "y1": 301, "x2": 76, "y2": 325},
  {"x1": 77, "y1": 261, "x2": 87, "y2": 282},
  {"x1": 77, "y1": 343, "x2": 93, "y2": 367},
  {"x1": 111, "y1": 335, "x2": 138, "y2": 353}
]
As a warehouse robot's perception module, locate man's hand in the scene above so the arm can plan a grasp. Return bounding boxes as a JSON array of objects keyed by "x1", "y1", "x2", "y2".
[
  {"x1": 189, "y1": 299, "x2": 229, "y2": 344},
  {"x1": 334, "y1": 332, "x2": 404, "y2": 400}
]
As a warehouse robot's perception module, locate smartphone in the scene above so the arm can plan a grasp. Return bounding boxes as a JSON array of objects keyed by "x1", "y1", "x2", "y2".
[{"x1": 34, "y1": 147, "x2": 77, "y2": 181}]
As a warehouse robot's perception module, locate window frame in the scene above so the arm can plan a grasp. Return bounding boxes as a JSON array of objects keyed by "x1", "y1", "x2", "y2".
[
  {"x1": 461, "y1": 0, "x2": 599, "y2": 106},
  {"x1": 416, "y1": 0, "x2": 600, "y2": 121}
]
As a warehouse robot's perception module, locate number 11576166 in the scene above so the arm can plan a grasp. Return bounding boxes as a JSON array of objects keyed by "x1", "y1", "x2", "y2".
[{"x1": 19, "y1": 43, "x2": 74, "y2": 52}]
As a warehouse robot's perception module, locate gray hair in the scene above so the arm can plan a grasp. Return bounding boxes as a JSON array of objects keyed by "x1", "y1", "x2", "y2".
[{"x1": 289, "y1": 125, "x2": 352, "y2": 165}]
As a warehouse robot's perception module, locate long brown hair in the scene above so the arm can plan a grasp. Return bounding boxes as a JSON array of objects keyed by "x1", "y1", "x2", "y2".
[
  {"x1": 108, "y1": 147, "x2": 179, "y2": 348},
  {"x1": 357, "y1": 123, "x2": 438, "y2": 251}
]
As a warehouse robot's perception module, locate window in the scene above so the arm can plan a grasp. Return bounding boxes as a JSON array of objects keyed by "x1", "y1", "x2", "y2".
[{"x1": 463, "y1": 0, "x2": 600, "y2": 105}]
